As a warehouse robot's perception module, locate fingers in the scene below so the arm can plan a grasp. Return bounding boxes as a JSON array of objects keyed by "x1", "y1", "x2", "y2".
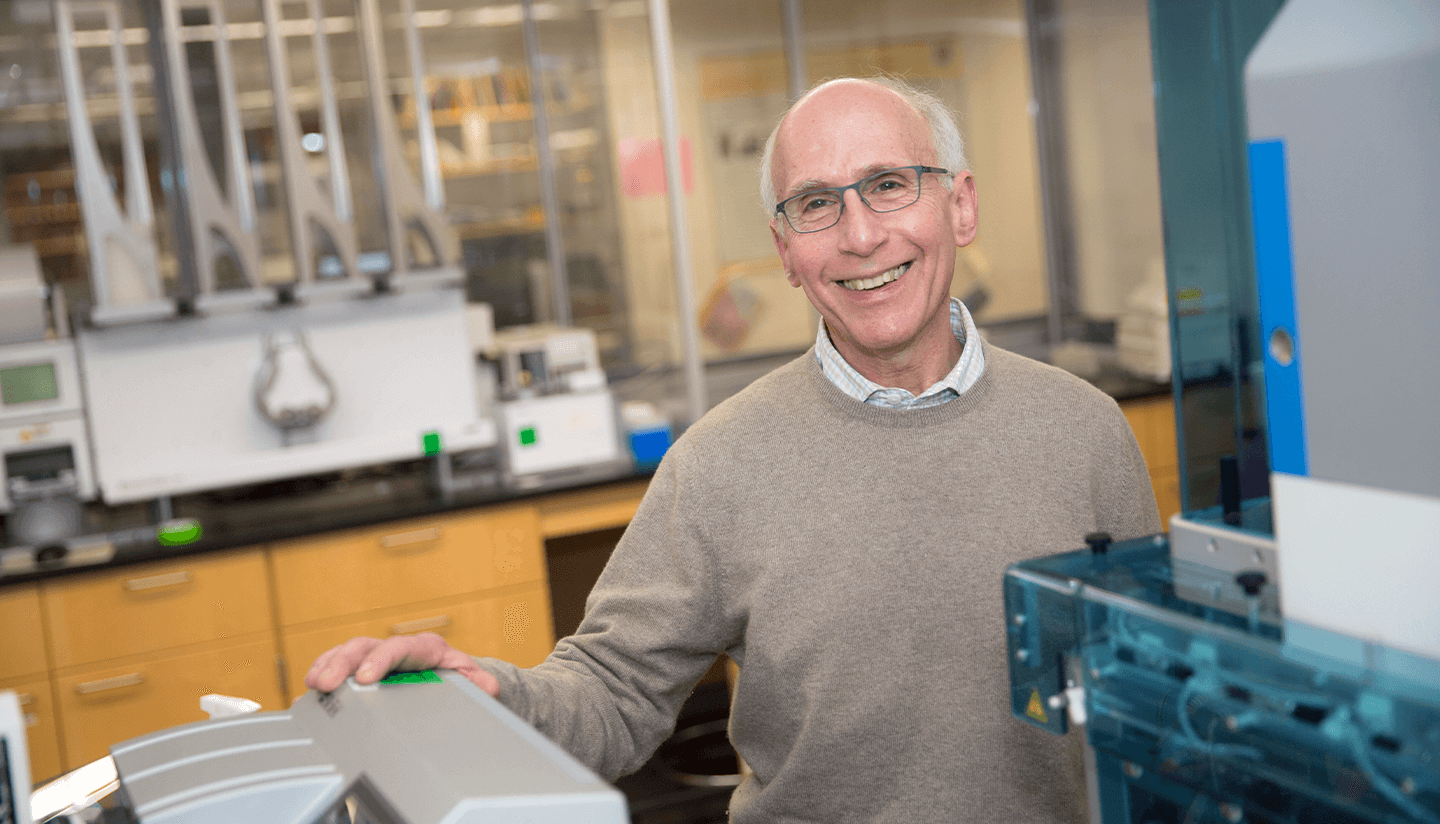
[
  {"x1": 403, "y1": 633, "x2": 501, "y2": 697},
  {"x1": 460, "y1": 665, "x2": 502, "y2": 697},
  {"x1": 432, "y1": 645, "x2": 501, "y2": 697},
  {"x1": 352, "y1": 632, "x2": 444, "y2": 683},
  {"x1": 304, "y1": 632, "x2": 493, "y2": 695},
  {"x1": 305, "y1": 636, "x2": 384, "y2": 692}
]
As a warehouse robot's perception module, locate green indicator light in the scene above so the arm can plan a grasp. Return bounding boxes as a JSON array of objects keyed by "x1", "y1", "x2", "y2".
[
  {"x1": 422, "y1": 430, "x2": 442, "y2": 456},
  {"x1": 157, "y1": 518, "x2": 202, "y2": 547},
  {"x1": 380, "y1": 669, "x2": 443, "y2": 684},
  {"x1": 518, "y1": 426, "x2": 537, "y2": 446}
]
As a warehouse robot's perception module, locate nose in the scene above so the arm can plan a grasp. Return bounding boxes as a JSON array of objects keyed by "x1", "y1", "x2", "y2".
[{"x1": 834, "y1": 188, "x2": 885, "y2": 256}]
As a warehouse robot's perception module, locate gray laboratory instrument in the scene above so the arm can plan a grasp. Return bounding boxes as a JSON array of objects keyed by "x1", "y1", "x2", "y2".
[{"x1": 23, "y1": 671, "x2": 628, "y2": 824}]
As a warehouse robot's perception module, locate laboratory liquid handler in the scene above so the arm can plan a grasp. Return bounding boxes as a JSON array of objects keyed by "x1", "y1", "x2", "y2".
[{"x1": 1004, "y1": 1, "x2": 1440, "y2": 823}]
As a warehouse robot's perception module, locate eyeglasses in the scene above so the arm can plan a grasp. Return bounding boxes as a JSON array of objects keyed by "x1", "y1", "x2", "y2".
[{"x1": 774, "y1": 165, "x2": 951, "y2": 233}]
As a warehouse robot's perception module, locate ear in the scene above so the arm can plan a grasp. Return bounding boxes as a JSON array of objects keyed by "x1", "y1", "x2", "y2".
[
  {"x1": 949, "y1": 172, "x2": 979, "y2": 248},
  {"x1": 772, "y1": 220, "x2": 801, "y2": 287}
]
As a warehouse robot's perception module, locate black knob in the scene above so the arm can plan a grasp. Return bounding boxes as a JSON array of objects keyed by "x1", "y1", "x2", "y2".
[
  {"x1": 1235, "y1": 570, "x2": 1267, "y2": 596},
  {"x1": 1085, "y1": 531, "x2": 1113, "y2": 555},
  {"x1": 34, "y1": 543, "x2": 68, "y2": 564}
]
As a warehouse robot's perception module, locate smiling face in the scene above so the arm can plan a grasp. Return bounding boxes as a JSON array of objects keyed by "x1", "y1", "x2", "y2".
[{"x1": 770, "y1": 80, "x2": 978, "y2": 389}]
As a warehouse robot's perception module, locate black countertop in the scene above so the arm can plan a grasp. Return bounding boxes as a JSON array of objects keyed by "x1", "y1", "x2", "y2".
[
  {"x1": 0, "y1": 455, "x2": 650, "y2": 586},
  {"x1": 0, "y1": 350, "x2": 1168, "y2": 588}
]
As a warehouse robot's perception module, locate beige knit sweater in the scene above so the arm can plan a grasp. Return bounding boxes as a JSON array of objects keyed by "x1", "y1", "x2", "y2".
[{"x1": 481, "y1": 345, "x2": 1160, "y2": 823}]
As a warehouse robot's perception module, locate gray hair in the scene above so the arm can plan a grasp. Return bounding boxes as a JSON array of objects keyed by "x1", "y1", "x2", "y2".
[{"x1": 759, "y1": 76, "x2": 969, "y2": 220}]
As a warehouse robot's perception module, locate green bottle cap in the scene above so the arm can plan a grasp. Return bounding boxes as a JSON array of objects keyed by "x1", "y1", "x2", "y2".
[{"x1": 157, "y1": 519, "x2": 202, "y2": 547}]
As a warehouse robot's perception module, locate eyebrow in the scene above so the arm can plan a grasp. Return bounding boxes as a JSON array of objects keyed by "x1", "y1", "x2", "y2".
[{"x1": 784, "y1": 163, "x2": 910, "y2": 198}]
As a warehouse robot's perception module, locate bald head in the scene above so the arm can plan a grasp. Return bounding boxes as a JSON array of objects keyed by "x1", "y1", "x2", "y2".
[{"x1": 760, "y1": 77, "x2": 968, "y2": 217}]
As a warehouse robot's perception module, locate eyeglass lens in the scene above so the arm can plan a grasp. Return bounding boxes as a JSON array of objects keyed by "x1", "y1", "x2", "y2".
[{"x1": 782, "y1": 166, "x2": 926, "y2": 233}]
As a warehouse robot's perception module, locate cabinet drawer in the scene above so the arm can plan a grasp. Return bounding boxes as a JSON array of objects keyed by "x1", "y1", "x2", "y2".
[
  {"x1": 475, "y1": 583, "x2": 556, "y2": 669},
  {"x1": 42, "y1": 550, "x2": 272, "y2": 669},
  {"x1": 280, "y1": 584, "x2": 555, "y2": 700},
  {"x1": 0, "y1": 585, "x2": 47, "y2": 679},
  {"x1": 538, "y1": 479, "x2": 649, "y2": 538},
  {"x1": 54, "y1": 635, "x2": 284, "y2": 769},
  {"x1": 1, "y1": 675, "x2": 62, "y2": 784},
  {"x1": 270, "y1": 506, "x2": 545, "y2": 627}
]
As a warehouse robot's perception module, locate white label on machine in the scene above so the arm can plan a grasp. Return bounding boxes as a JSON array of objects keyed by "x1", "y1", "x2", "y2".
[
  {"x1": 503, "y1": 392, "x2": 621, "y2": 477},
  {"x1": 1274, "y1": 472, "x2": 1440, "y2": 664}
]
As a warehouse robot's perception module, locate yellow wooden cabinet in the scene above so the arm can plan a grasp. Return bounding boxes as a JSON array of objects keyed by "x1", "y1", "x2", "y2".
[
  {"x1": 38, "y1": 549, "x2": 283, "y2": 770},
  {"x1": 276, "y1": 582, "x2": 554, "y2": 699},
  {"x1": 0, "y1": 585, "x2": 47, "y2": 679},
  {"x1": 0, "y1": 674, "x2": 61, "y2": 783},
  {"x1": 269, "y1": 505, "x2": 545, "y2": 626},
  {"x1": 477, "y1": 583, "x2": 555, "y2": 665},
  {"x1": 1, "y1": 677, "x2": 61, "y2": 783},
  {"x1": 269, "y1": 504, "x2": 555, "y2": 701},
  {"x1": 6, "y1": 490, "x2": 608, "y2": 776},
  {"x1": 536, "y1": 479, "x2": 649, "y2": 539},
  {"x1": 53, "y1": 635, "x2": 284, "y2": 767},
  {"x1": 1121, "y1": 395, "x2": 1182, "y2": 527},
  {"x1": 41, "y1": 552, "x2": 272, "y2": 669},
  {"x1": 0, "y1": 585, "x2": 63, "y2": 783}
]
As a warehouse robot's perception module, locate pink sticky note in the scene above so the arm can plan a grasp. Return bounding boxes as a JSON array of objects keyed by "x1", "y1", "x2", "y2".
[{"x1": 618, "y1": 136, "x2": 693, "y2": 197}]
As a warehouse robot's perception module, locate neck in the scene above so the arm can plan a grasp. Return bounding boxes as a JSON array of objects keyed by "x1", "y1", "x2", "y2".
[{"x1": 831, "y1": 321, "x2": 962, "y2": 396}]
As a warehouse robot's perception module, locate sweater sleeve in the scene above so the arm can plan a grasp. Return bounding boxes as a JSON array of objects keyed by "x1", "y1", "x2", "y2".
[{"x1": 476, "y1": 440, "x2": 734, "y2": 780}]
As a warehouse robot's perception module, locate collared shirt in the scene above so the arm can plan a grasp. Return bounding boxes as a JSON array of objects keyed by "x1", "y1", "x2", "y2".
[{"x1": 815, "y1": 297, "x2": 986, "y2": 409}]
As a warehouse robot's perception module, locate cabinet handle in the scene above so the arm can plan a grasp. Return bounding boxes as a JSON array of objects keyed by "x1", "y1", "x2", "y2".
[
  {"x1": 122, "y1": 570, "x2": 192, "y2": 592},
  {"x1": 391, "y1": 614, "x2": 451, "y2": 635},
  {"x1": 75, "y1": 673, "x2": 145, "y2": 695},
  {"x1": 378, "y1": 527, "x2": 442, "y2": 551}
]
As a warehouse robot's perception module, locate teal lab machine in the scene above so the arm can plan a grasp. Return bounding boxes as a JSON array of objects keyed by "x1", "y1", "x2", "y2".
[{"x1": 1004, "y1": 1, "x2": 1440, "y2": 822}]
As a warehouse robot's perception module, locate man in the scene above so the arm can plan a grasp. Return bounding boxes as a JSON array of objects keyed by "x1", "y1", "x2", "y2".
[{"x1": 309, "y1": 77, "x2": 1159, "y2": 823}]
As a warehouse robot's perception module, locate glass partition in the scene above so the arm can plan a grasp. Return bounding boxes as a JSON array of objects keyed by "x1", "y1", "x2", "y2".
[
  {"x1": 670, "y1": 1, "x2": 803, "y2": 362},
  {"x1": 1026, "y1": 0, "x2": 1166, "y2": 358},
  {"x1": 0, "y1": 1, "x2": 160, "y2": 310},
  {"x1": 1147, "y1": 0, "x2": 1283, "y2": 528},
  {"x1": 383, "y1": 0, "x2": 638, "y2": 364},
  {"x1": 1024, "y1": 0, "x2": 1288, "y2": 528},
  {"x1": 0, "y1": 0, "x2": 1185, "y2": 443}
]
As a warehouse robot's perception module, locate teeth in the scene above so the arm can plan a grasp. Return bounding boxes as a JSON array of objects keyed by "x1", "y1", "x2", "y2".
[{"x1": 840, "y1": 262, "x2": 911, "y2": 291}]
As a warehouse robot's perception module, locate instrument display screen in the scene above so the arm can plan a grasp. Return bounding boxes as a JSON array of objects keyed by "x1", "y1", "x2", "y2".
[{"x1": 0, "y1": 363, "x2": 58, "y2": 406}]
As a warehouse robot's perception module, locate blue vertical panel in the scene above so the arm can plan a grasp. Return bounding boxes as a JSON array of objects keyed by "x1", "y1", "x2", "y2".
[{"x1": 1247, "y1": 139, "x2": 1307, "y2": 477}]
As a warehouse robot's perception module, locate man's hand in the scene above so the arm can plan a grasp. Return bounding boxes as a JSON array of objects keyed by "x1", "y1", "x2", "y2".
[{"x1": 303, "y1": 632, "x2": 500, "y2": 696}]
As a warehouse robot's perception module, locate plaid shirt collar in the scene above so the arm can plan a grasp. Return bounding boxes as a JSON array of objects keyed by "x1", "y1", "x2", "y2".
[{"x1": 815, "y1": 297, "x2": 986, "y2": 409}]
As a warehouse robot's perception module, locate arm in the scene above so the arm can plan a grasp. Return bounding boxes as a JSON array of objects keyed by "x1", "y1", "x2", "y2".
[
  {"x1": 476, "y1": 444, "x2": 737, "y2": 780},
  {"x1": 305, "y1": 440, "x2": 733, "y2": 781}
]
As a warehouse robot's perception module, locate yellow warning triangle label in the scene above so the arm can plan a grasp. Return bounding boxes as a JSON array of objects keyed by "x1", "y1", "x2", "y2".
[{"x1": 1026, "y1": 688, "x2": 1049, "y2": 723}]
